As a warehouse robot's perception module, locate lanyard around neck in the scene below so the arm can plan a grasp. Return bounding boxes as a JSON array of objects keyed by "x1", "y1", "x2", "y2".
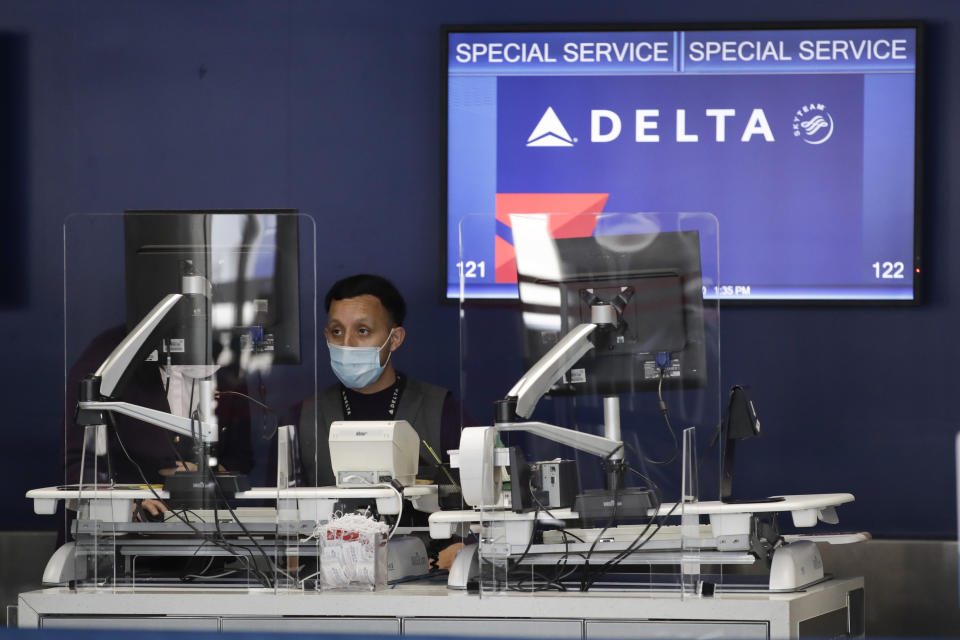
[{"x1": 340, "y1": 374, "x2": 403, "y2": 419}]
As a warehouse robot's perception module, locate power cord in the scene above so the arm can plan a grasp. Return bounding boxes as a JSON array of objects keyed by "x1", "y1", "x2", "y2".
[
  {"x1": 216, "y1": 388, "x2": 280, "y2": 441},
  {"x1": 581, "y1": 499, "x2": 681, "y2": 590},
  {"x1": 196, "y1": 404, "x2": 284, "y2": 587},
  {"x1": 638, "y1": 362, "x2": 679, "y2": 466},
  {"x1": 108, "y1": 417, "x2": 273, "y2": 588}
]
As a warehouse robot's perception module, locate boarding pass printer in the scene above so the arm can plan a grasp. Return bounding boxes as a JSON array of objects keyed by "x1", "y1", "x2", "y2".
[{"x1": 329, "y1": 420, "x2": 420, "y2": 488}]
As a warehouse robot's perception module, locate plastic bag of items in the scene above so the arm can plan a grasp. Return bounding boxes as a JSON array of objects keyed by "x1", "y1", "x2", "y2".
[{"x1": 317, "y1": 513, "x2": 389, "y2": 591}]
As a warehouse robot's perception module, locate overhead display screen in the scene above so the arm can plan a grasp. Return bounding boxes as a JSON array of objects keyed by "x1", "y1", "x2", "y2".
[{"x1": 445, "y1": 24, "x2": 921, "y2": 302}]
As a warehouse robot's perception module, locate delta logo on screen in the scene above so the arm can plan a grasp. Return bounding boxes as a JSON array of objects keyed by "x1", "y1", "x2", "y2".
[
  {"x1": 526, "y1": 107, "x2": 576, "y2": 146},
  {"x1": 525, "y1": 104, "x2": 837, "y2": 145}
]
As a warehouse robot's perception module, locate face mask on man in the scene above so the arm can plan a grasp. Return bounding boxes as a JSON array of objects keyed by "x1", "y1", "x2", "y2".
[{"x1": 327, "y1": 328, "x2": 395, "y2": 389}]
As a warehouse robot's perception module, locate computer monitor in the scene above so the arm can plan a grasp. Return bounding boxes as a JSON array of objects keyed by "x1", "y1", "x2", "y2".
[
  {"x1": 123, "y1": 209, "x2": 302, "y2": 368},
  {"x1": 516, "y1": 228, "x2": 705, "y2": 396}
]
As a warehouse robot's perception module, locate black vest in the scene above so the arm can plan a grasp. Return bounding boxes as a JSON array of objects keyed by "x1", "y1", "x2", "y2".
[{"x1": 297, "y1": 377, "x2": 449, "y2": 486}]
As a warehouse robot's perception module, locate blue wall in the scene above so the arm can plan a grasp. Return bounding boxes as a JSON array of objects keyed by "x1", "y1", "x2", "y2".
[{"x1": 0, "y1": 0, "x2": 957, "y2": 537}]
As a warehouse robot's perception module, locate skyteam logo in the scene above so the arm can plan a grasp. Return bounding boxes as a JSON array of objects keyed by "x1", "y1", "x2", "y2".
[
  {"x1": 793, "y1": 103, "x2": 834, "y2": 145},
  {"x1": 526, "y1": 107, "x2": 575, "y2": 147}
]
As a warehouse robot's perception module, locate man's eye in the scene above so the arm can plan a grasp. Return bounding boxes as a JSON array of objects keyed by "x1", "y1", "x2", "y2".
[
  {"x1": 358, "y1": 328, "x2": 370, "y2": 335},
  {"x1": 330, "y1": 328, "x2": 342, "y2": 336}
]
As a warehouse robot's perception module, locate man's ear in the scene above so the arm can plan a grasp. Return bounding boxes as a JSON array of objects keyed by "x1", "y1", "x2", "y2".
[{"x1": 389, "y1": 326, "x2": 406, "y2": 352}]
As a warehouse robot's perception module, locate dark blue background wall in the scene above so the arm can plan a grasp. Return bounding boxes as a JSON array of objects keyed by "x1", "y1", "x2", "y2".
[{"x1": 0, "y1": 0, "x2": 957, "y2": 538}]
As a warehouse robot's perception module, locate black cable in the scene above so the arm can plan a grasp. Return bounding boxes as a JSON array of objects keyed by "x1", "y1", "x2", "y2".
[
  {"x1": 578, "y1": 479, "x2": 620, "y2": 592},
  {"x1": 113, "y1": 393, "x2": 268, "y2": 587},
  {"x1": 523, "y1": 475, "x2": 577, "y2": 591},
  {"x1": 522, "y1": 464, "x2": 601, "y2": 590},
  {"x1": 180, "y1": 278, "x2": 277, "y2": 586},
  {"x1": 507, "y1": 515, "x2": 565, "y2": 593},
  {"x1": 216, "y1": 389, "x2": 280, "y2": 441},
  {"x1": 547, "y1": 530, "x2": 585, "y2": 589},
  {"x1": 573, "y1": 434, "x2": 685, "y2": 589},
  {"x1": 582, "y1": 500, "x2": 682, "y2": 590},
  {"x1": 623, "y1": 442, "x2": 663, "y2": 496},
  {"x1": 588, "y1": 503, "x2": 679, "y2": 574},
  {"x1": 639, "y1": 370, "x2": 679, "y2": 466},
  {"x1": 509, "y1": 507, "x2": 539, "y2": 570},
  {"x1": 164, "y1": 432, "x2": 189, "y2": 470},
  {"x1": 495, "y1": 506, "x2": 539, "y2": 591},
  {"x1": 521, "y1": 475, "x2": 597, "y2": 591},
  {"x1": 577, "y1": 433, "x2": 677, "y2": 591},
  {"x1": 388, "y1": 569, "x2": 448, "y2": 587},
  {"x1": 575, "y1": 439, "x2": 671, "y2": 587},
  {"x1": 193, "y1": 402, "x2": 281, "y2": 588},
  {"x1": 551, "y1": 539, "x2": 575, "y2": 586},
  {"x1": 180, "y1": 555, "x2": 217, "y2": 582},
  {"x1": 184, "y1": 568, "x2": 241, "y2": 581},
  {"x1": 528, "y1": 472, "x2": 560, "y2": 521},
  {"x1": 181, "y1": 216, "x2": 263, "y2": 584},
  {"x1": 209, "y1": 496, "x2": 274, "y2": 588},
  {"x1": 174, "y1": 508, "x2": 219, "y2": 580},
  {"x1": 512, "y1": 570, "x2": 566, "y2": 592},
  {"x1": 577, "y1": 443, "x2": 628, "y2": 592},
  {"x1": 114, "y1": 436, "x2": 246, "y2": 582},
  {"x1": 108, "y1": 416, "x2": 272, "y2": 588},
  {"x1": 160, "y1": 368, "x2": 265, "y2": 584},
  {"x1": 209, "y1": 469, "x2": 283, "y2": 587}
]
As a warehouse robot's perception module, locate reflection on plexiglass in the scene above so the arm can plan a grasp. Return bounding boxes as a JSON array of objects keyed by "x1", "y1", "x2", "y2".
[{"x1": 456, "y1": 211, "x2": 723, "y2": 595}]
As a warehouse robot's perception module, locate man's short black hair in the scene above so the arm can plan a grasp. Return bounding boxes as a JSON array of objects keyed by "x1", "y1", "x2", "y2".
[{"x1": 325, "y1": 274, "x2": 406, "y2": 326}]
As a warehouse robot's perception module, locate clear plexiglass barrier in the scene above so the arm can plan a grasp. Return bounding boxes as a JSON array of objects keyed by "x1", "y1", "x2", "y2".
[
  {"x1": 455, "y1": 212, "x2": 723, "y2": 596},
  {"x1": 60, "y1": 211, "x2": 319, "y2": 592}
]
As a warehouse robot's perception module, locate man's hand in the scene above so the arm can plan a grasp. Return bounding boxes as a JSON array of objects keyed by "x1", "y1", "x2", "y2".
[
  {"x1": 432, "y1": 542, "x2": 465, "y2": 571},
  {"x1": 134, "y1": 498, "x2": 168, "y2": 521}
]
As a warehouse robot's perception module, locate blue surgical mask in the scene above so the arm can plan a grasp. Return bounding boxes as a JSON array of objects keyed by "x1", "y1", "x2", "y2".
[{"x1": 327, "y1": 328, "x2": 394, "y2": 390}]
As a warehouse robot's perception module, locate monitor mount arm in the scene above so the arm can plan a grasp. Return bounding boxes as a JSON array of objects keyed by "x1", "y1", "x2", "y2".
[
  {"x1": 496, "y1": 322, "x2": 599, "y2": 422},
  {"x1": 494, "y1": 300, "x2": 620, "y2": 429},
  {"x1": 76, "y1": 273, "x2": 219, "y2": 447},
  {"x1": 494, "y1": 420, "x2": 622, "y2": 459},
  {"x1": 485, "y1": 302, "x2": 626, "y2": 497},
  {"x1": 459, "y1": 411, "x2": 627, "y2": 508}
]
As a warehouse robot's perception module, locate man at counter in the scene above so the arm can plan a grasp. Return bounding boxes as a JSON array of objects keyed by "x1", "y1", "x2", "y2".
[
  {"x1": 299, "y1": 273, "x2": 460, "y2": 486},
  {"x1": 298, "y1": 273, "x2": 464, "y2": 568}
]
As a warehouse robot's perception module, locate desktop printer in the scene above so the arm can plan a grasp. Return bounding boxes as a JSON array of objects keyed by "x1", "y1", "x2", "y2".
[{"x1": 329, "y1": 420, "x2": 420, "y2": 487}]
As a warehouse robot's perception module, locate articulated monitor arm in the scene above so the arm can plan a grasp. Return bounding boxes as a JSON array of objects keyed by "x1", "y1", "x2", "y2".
[
  {"x1": 77, "y1": 399, "x2": 218, "y2": 442},
  {"x1": 96, "y1": 293, "x2": 182, "y2": 398},
  {"x1": 495, "y1": 420, "x2": 622, "y2": 458},
  {"x1": 468, "y1": 307, "x2": 625, "y2": 508},
  {"x1": 495, "y1": 301, "x2": 623, "y2": 422},
  {"x1": 75, "y1": 274, "x2": 219, "y2": 446},
  {"x1": 459, "y1": 420, "x2": 625, "y2": 508},
  {"x1": 495, "y1": 322, "x2": 599, "y2": 422}
]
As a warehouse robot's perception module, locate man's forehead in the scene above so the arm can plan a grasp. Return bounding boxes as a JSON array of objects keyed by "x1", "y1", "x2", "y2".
[{"x1": 327, "y1": 294, "x2": 389, "y2": 324}]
